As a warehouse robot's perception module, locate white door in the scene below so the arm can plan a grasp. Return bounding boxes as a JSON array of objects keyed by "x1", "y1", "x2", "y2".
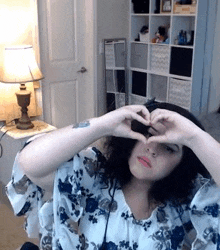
[{"x1": 38, "y1": 0, "x2": 96, "y2": 128}]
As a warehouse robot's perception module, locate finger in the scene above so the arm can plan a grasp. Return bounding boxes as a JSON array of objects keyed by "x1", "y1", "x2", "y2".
[
  {"x1": 128, "y1": 131, "x2": 147, "y2": 144},
  {"x1": 147, "y1": 135, "x2": 168, "y2": 144},
  {"x1": 150, "y1": 109, "x2": 172, "y2": 124},
  {"x1": 125, "y1": 111, "x2": 150, "y2": 126},
  {"x1": 125, "y1": 105, "x2": 150, "y2": 121},
  {"x1": 149, "y1": 122, "x2": 166, "y2": 135},
  {"x1": 150, "y1": 113, "x2": 172, "y2": 126},
  {"x1": 138, "y1": 106, "x2": 151, "y2": 121},
  {"x1": 149, "y1": 108, "x2": 163, "y2": 121}
]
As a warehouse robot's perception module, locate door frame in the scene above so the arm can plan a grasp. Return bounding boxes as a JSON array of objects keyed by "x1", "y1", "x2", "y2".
[
  {"x1": 83, "y1": 0, "x2": 98, "y2": 119},
  {"x1": 37, "y1": 0, "x2": 97, "y2": 122},
  {"x1": 200, "y1": 0, "x2": 218, "y2": 115}
]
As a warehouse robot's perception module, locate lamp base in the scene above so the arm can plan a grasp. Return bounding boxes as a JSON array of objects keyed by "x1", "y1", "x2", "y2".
[
  {"x1": 16, "y1": 83, "x2": 34, "y2": 130},
  {"x1": 16, "y1": 117, "x2": 34, "y2": 130}
]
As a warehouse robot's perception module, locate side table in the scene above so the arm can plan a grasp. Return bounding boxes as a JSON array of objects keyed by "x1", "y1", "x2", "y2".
[{"x1": 0, "y1": 121, "x2": 56, "y2": 185}]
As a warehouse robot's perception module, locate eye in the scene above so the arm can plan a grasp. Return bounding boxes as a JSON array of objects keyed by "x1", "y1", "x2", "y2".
[{"x1": 163, "y1": 145, "x2": 175, "y2": 153}]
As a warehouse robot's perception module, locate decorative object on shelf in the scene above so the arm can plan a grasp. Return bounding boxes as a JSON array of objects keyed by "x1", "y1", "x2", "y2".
[
  {"x1": 178, "y1": 30, "x2": 187, "y2": 45},
  {"x1": 173, "y1": 1, "x2": 196, "y2": 14},
  {"x1": 132, "y1": 0, "x2": 149, "y2": 13},
  {"x1": 160, "y1": 0, "x2": 171, "y2": 13},
  {"x1": 187, "y1": 30, "x2": 194, "y2": 46},
  {"x1": 152, "y1": 26, "x2": 167, "y2": 43},
  {"x1": 139, "y1": 26, "x2": 149, "y2": 43},
  {"x1": 0, "y1": 45, "x2": 44, "y2": 130},
  {"x1": 176, "y1": 30, "x2": 194, "y2": 45}
]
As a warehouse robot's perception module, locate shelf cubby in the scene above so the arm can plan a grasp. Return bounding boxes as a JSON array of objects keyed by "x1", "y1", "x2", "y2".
[
  {"x1": 131, "y1": 16, "x2": 149, "y2": 42},
  {"x1": 132, "y1": 71, "x2": 147, "y2": 97},
  {"x1": 130, "y1": 43, "x2": 148, "y2": 70},
  {"x1": 171, "y1": 15, "x2": 195, "y2": 45},
  {"x1": 150, "y1": 15, "x2": 170, "y2": 42},
  {"x1": 170, "y1": 46, "x2": 193, "y2": 77},
  {"x1": 149, "y1": 44, "x2": 170, "y2": 73},
  {"x1": 168, "y1": 77, "x2": 192, "y2": 110},
  {"x1": 149, "y1": 74, "x2": 168, "y2": 102}
]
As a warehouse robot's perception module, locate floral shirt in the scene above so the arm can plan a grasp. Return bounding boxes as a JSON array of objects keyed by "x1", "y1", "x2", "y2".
[{"x1": 6, "y1": 138, "x2": 220, "y2": 250}]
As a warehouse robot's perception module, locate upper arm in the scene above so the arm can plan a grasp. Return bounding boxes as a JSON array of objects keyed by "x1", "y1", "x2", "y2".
[{"x1": 25, "y1": 170, "x2": 55, "y2": 196}]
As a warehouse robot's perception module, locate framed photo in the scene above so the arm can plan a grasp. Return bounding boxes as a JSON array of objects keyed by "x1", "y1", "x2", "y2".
[{"x1": 161, "y1": 0, "x2": 172, "y2": 13}]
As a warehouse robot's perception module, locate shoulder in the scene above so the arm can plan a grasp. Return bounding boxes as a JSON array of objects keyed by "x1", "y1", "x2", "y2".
[{"x1": 56, "y1": 147, "x2": 106, "y2": 190}]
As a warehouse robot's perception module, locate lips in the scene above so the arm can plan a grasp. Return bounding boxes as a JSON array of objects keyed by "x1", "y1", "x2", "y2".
[{"x1": 137, "y1": 156, "x2": 152, "y2": 168}]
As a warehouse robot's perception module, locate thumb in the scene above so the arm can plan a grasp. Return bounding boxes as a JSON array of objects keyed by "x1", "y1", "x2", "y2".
[{"x1": 147, "y1": 135, "x2": 167, "y2": 144}]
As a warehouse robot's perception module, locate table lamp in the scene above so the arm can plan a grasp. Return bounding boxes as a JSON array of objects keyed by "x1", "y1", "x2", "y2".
[{"x1": 0, "y1": 45, "x2": 44, "y2": 130}]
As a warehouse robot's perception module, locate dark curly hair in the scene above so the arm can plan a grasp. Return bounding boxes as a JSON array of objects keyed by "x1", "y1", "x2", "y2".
[{"x1": 103, "y1": 101, "x2": 210, "y2": 204}]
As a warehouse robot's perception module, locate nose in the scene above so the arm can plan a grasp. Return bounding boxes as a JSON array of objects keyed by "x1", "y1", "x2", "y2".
[{"x1": 146, "y1": 143, "x2": 157, "y2": 158}]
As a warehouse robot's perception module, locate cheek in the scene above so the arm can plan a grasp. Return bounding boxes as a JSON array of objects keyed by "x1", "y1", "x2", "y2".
[
  {"x1": 128, "y1": 154, "x2": 134, "y2": 169},
  {"x1": 157, "y1": 154, "x2": 182, "y2": 175},
  {"x1": 164, "y1": 155, "x2": 182, "y2": 173}
]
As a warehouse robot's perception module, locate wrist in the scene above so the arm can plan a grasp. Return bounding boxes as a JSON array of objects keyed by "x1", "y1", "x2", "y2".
[
  {"x1": 184, "y1": 127, "x2": 207, "y2": 149},
  {"x1": 91, "y1": 116, "x2": 112, "y2": 137}
]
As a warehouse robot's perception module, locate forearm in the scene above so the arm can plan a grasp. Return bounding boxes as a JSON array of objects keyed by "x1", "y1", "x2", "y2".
[
  {"x1": 17, "y1": 105, "x2": 149, "y2": 190},
  {"x1": 18, "y1": 117, "x2": 109, "y2": 179},
  {"x1": 187, "y1": 129, "x2": 220, "y2": 186}
]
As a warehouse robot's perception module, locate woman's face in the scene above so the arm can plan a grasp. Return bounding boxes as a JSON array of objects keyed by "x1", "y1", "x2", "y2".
[{"x1": 128, "y1": 128, "x2": 183, "y2": 184}]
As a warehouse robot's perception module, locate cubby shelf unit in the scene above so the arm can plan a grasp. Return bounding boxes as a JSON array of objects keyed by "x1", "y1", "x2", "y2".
[{"x1": 128, "y1": 0, "x2": 208, "y2": 114}]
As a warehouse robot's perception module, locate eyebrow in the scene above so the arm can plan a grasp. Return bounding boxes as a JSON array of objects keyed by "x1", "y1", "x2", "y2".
[{"x1": 149, "y1": 126, "x2": 180, "y2": 152}]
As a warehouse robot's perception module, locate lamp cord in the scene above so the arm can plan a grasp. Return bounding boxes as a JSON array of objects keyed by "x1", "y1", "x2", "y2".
[{"x1": 0, "y1": 119, "x2": 17, "y2": 158}]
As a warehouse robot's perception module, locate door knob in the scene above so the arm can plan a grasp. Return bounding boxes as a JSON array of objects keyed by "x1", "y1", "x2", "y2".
[{"x1": 77, "y1": 67, "x2": 87, "y2": 73}]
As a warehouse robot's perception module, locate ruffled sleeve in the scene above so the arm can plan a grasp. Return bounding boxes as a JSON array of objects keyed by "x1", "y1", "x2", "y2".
[
  {"x1": 6, "y1": 136, "x2": 106, "y2": 249},
  {"x1": 6, "y1": 133, "x2": 49, "y2": 240},
  {"x1": 6, "y1": 153, "x2": 44, "y2": 238},
  {"x1": 190, "y1": 175, "x2": 220, "y2": 249},
  {"x1": 52, "y1": 147, "x2": 105, "y2": 249}
]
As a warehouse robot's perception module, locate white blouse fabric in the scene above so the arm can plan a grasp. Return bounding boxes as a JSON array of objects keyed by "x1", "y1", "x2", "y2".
[{"x1": 6, "y1": 144, "x2": 220, "y2": 250}]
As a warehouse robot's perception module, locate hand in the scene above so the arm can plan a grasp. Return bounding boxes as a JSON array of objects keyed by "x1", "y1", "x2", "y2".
[
  {"x1": 101, "y1": 105, "x2": 150, "y2": 144},
  {"x1": 147, "y1": 109, "x2": 200, "y2": 147}
]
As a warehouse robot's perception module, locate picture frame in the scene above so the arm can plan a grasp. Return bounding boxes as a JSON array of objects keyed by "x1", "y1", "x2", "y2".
[{"x1": 161, "y1": 0, "x2": 172, "y2": 13}]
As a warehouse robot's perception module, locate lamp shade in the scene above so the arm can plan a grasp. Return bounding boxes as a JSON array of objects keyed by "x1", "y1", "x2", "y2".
[{"x1": 0, "y1": 45, "x2": 43, "y2": 83}]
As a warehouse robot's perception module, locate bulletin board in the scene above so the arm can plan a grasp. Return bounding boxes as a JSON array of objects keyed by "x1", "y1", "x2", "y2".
[{"x1": 103, "y1": 38, "x2": 128, "y2": 112}]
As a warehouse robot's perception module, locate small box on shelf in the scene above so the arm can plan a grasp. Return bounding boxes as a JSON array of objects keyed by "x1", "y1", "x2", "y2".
[
  {"x1": 160, "y1": 0, "x2": 172, "y2": 14},
  {"x1": 173, "y1": 3, "x2": 196, "y2": 14}
]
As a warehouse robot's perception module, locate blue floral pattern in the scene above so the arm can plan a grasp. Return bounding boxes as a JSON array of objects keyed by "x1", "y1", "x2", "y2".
[{"x1": 6, "y1": 145, "x2": 220, "y2": 250}]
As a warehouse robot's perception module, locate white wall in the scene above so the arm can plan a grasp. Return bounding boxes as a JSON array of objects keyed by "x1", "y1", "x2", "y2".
[
  {"x1": 208, "y1": 0, "x2": 220, "y2": 112},
  {"x1": 96, "y1": 0, "x2": 129, "y2": 116}
]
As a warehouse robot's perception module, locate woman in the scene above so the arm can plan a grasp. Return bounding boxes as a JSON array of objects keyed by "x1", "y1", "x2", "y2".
[{"x1": 6, "y1": 101, "x2": 220, "y2": 250}]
